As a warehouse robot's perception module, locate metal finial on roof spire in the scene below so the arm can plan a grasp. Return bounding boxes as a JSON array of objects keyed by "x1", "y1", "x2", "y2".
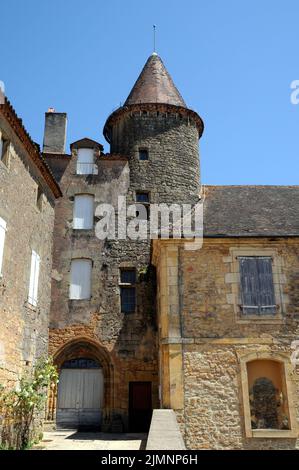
[{"x1": 153, "y1": 25, "x2": 157, "y2": 55}]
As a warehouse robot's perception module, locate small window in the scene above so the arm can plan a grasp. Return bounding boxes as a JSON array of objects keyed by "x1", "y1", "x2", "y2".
[
  {"x1": 70, "y1": 258, "x2": 92, "y2": 300},
  {"x1": 73, "y1": 194, "x2": 94, "y2": 229},
  {"x1": 136, "y1": 191, "x2": 150, "y2": 204},
  {"x1": 28, "y1": 250, "x2": 40, "y2": 307},
  {"x1": 120, "y1": 268, "x2": 136, "y2": 313},
  {"x1": 239, "y1": 256, "x2": 276, "y2": 315},
  {"x1": 136, "y1": 192, "x2": 150, "y2": 219},
  {"x1": 77, "y1": 148, "x2": 96, "y2": 175},
  {"x1": 0, "y1": 136, "x2": 9, "y2": 166},
  {"x1": 36, "y1": 186, "x2": 43, "y2": 211},
  {"x1": 139, "y1": 149, "x2": 149, "y2": 161},
  {"x1": 0, "y1": 217, "x2": 7, "y2": 276}
]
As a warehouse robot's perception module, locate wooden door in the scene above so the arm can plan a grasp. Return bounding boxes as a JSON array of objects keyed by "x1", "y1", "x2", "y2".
[
  {"x1": 129, "y1": 382, "x2": 152, "y2": 432},
  {"x1": 57, "y1": 368, "x2": 103, "y2": 429}
]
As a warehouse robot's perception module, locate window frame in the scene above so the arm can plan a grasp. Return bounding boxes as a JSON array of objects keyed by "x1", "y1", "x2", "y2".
[
  {"x1": 0, "y1": 134, "x2": 10, "y2": 168},
  {"x1": 76, "y1": 148, "x2": 96, "y2": 175},
  {"x1": 135, "y1": 191, "x2": 150, "y2": 219},
  {"x1": 228, "y1": 248, "x2": 286, "y2": 324},
  {"x1": 239, "y1": 256, "x2": 276, "y2": 316},
  {"x1": 36, "y1": 186, "x2": 43, "y2": 212},
  {"x1": 119, "y1": 268, "x2": 136, "y2": 314},
  {"x1": 138, "y1": 148, "x2": 149, "y2": 161},
  {"x1": 69, "y1": 258, "x2": 92, "y2": 300},
  {"x1": 28, "y1": 250, "x2": 40, "y2": 307},
  {"x1": 73, "y1": 193, "x2": 94, "y2": 230},
  {"x1": 239, "y1": 352, "x2": 298, "y2": 438}
]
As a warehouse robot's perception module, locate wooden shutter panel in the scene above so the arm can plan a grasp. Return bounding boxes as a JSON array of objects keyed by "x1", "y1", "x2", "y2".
[
  {"x1": 73, "y1": 195, "x2": 94, "y2": 229},
  {"x1": 77, "y1": 149, "x2": 94, "y2": 175},
  {"x1": 33, "y1": 253, "x2": 40, "y2": 306},
  {"x1": 70, "y1": 259, "x2": 92, "y2": 299},
  {"x1": 0, "y1": 217, "x2": 7, "y2": 275},
  {"x1": 239, "y1": 256, "x2": 276, "y2": 315},
  {"x1": 256, "y1": 257, "x2": 276, "y2": 314},
  {"x1": 239, "y1": 257, "x2": 260, "y2": 314},
  {"x1": 0, "y1": 138, "x2": 3, "y2": 160},
  {"x1": 28, "y1": 250, "x2": 40, "y2": 306}
]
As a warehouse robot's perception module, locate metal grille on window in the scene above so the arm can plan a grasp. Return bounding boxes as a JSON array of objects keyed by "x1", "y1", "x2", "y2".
[{"x1": 239, "y1": 256, "x2": 276, "y2": 315}]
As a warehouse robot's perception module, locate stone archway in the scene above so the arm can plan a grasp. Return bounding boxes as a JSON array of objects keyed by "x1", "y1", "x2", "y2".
[{"x1": 46, "y1": 337, "x2": 114, "y2": 431}]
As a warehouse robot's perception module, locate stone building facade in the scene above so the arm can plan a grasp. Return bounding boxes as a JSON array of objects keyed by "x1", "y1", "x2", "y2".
[
  {"x1": 0, "y1": 98, "x2": 61, "y2": 389},
  {"x1": 9, "y1": 51, "x2": 297, "y2": 449},
  {"x1": 152, "y1": 182, "x2": 299, "y2": 449}
]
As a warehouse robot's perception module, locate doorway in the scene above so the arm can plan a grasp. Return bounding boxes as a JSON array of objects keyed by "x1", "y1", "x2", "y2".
[
  {"x1": 56, "y1": 358, "x2": 104, "y2": 429},
  {"x1": 129, "y1": 382, "x2": 152, "y2": 432}
]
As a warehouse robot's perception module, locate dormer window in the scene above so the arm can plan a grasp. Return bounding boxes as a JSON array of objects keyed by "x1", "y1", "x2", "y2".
[{"x1": 76, "y1": 148, "x2": 96, "y2": 175}]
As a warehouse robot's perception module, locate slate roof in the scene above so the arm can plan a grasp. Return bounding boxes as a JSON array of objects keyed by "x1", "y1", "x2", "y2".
[
  {"x1": 124, "y1": 53, "x2": 186, "y2": 107},
  {"x1": 203, "y1": 185, "x2": 299, "y2": 237}
]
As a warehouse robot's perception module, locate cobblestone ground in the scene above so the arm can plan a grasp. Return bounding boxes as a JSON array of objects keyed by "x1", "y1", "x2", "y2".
[{"x1": 33, "y1": 431, "x2": 147, "y2": 450}]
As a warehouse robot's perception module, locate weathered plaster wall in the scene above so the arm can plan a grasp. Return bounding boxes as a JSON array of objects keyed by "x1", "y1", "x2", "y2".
[{"x1": 47, "y1": 149, "x2": 159, "y2": 429}]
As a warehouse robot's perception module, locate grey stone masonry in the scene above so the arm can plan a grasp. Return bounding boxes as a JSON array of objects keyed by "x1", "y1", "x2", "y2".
[{"x1": 43, "y1": 111, "x2": 67, "y2": 154}]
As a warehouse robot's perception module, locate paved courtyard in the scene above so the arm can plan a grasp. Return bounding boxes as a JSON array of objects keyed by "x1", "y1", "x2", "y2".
[{"x1": 33, "y1": 430, "x2": 147, "y2": 450}]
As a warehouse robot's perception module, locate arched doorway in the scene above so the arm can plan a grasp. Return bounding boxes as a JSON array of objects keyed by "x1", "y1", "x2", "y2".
[
  {"x1": 57, "y1": 357, "x2": 104, "y2": 429},
  {"x1": 50, "y1": 338, "x2": 113, "y2": 430}
]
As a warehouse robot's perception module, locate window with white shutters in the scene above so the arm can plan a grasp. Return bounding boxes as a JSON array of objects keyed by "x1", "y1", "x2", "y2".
[
  {"x1": 70, "y1": 259, "x2": 92, "y2": 300},
  {"x1": 28, "y1": 250, "x2": 40, "y2": 306},
  {"x1": 0, "y1": 217, "x2": 7, "y2": 275},
  {"x1": 239, "y1": 256, "x2": 276, "y2": 315},
  {"x1": 76, "y1": 148, "x2": 95, "y2": 175},
  {"x1": 73, "y1": 194, "x2": 94, "y2": 229}
]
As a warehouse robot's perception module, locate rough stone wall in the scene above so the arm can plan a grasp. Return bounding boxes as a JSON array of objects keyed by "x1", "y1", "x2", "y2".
[
  {"x1": 179, "y1": 238, "x2": 299, "y2": 449},
  {"x1": 48, "y1": 149, "x2": 159, "y2": 429},
  {"x1": 0, "y1": 115, "x2": 55, "y2": 388},
  {"x1": 110, "y1": 111, "x2": 201, "y2": 205}
]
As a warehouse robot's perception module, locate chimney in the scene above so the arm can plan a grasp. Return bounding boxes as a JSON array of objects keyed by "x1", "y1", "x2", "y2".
[{"x1": 43, "y1": 108, "x2": 67, "y2": 153}]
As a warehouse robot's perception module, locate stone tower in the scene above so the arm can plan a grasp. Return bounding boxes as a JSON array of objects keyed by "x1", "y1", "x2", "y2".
[
  {"x1": 104, "y1": 53, "x2": 204, "y2": 206},
  {"x1": 45, "y1": 53, "x2": 204, "y2": 432}
]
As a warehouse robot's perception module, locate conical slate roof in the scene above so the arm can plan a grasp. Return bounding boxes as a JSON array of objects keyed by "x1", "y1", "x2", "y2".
[{"x1": 124, "y1": 53, "x2": 186, "y2": 107}]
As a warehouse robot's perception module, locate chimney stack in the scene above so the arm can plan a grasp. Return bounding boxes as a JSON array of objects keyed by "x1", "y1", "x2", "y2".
[{"x1": 43, "y1": 109, "x2": 67, "y2": 153}]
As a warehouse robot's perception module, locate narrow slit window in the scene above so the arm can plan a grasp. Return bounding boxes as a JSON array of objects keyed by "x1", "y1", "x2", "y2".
[{"x1": 120, "y1": 268, "x2": 136, "y2": 313}]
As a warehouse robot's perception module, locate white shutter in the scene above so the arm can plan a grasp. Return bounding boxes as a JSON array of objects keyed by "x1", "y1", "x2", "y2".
[
  {"x1": 0, "y1": 138, "x2": 3, "y2": 160},
  {"x1": 70, "y1": 259, "x2": 92, "y2": 300},
  {"x1": 77, "y1": 149, "x2": 94, "y2": 175},
  {"x1": 28, "y1": 250, "x2": 40, "y2": 306},
  {"x1": 73, "y1": 195, "x2": 94, "y2": 229},
  {"x1": 0, "y1": 217, "x2": 7, "y2": 275}
]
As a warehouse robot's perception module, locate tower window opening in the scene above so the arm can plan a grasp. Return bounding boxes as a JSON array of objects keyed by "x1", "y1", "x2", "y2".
[{"x1": 139, "y1": 149, "x2": 149, "y2": 161}]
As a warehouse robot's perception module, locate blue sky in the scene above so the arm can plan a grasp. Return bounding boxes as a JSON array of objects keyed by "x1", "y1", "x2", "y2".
[{"x1": 1, "y1": 0, "x2": 298, "y2": 184}]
